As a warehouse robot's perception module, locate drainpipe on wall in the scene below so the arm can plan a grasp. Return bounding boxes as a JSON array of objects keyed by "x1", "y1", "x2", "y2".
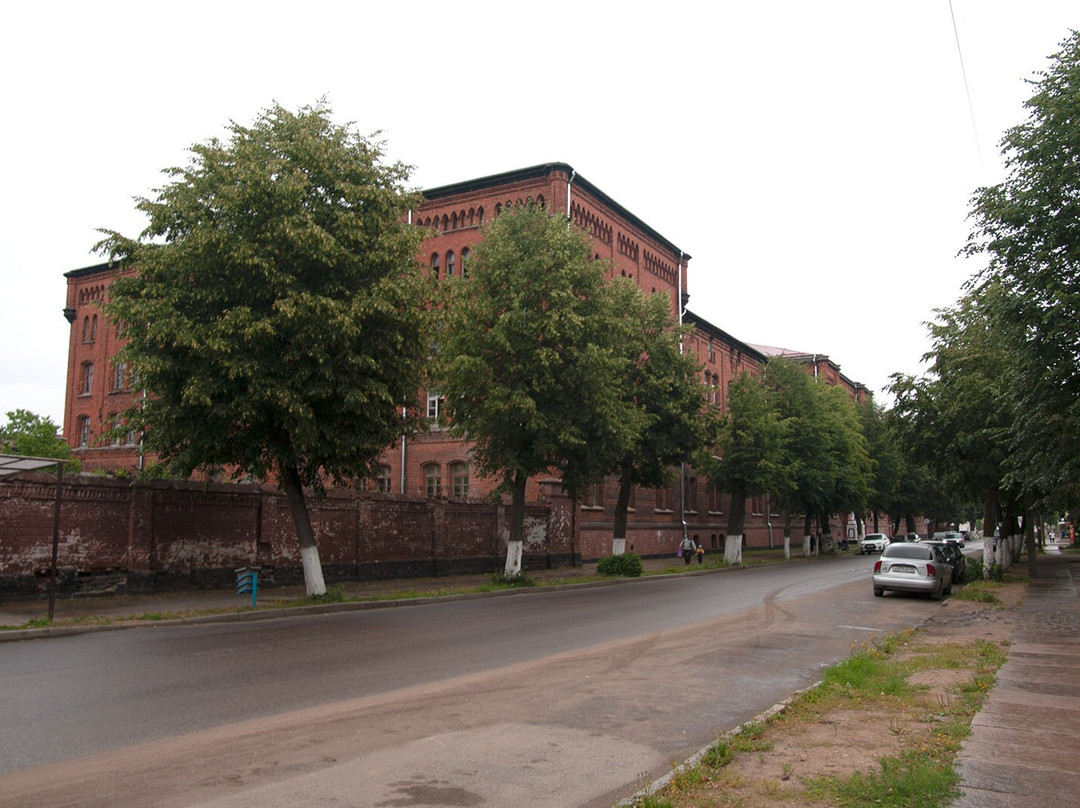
[
  {"x1": 566, "y1": 168, "x2": 576, "y2": 221},
  {"x1": 678, "y1": 251, "x2": 687, "y2": 544}
]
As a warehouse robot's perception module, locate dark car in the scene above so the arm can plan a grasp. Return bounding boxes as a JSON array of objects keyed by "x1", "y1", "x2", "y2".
[{"x1": 923, "y1": 540, "x2": 966, "y2": 582}]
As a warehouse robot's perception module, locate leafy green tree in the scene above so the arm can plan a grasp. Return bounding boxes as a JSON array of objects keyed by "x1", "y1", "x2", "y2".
[
  {"x1": 965, "y1": 30, "x2": 1080, "y2": 514},
  {"x1": 764, "y1": 358, "x2": 872, "y2": 553},
  {"x1": 702, "y1": 371, "x2": 786, "y2": 562},
  {"x1": 0, "y1": 409, "x2": 79, "y2": 471},
  {"x1": 889, "y1": 285, "x2": 1015, "y2": 572},
  {"x1": 435, "y1": 205, "x2": 632, "y2": 573},
  {"x1": 598, "y1": 281, "x2": 708, "y2": 553},
  {"x1": 98, "y1": 102, "x2": 430, "y2": 595}
]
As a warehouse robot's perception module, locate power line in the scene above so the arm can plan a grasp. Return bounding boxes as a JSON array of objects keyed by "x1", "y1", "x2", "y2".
[{"x1": 949, "y1": 0, "x2": 983, "y2": 160}]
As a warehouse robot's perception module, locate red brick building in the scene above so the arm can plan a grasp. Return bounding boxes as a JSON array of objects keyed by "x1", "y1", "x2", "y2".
[{"x1": 59, "y1": 162, "x2": 872, "y2": 552}]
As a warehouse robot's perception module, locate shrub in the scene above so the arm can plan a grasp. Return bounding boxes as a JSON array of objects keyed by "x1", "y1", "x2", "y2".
[
  {"x1": 596, "y1": 552, "x2": 644, "y2": 577},
  {"x1": 490, "y1": 570, "x2": 536, "y2": 587}
]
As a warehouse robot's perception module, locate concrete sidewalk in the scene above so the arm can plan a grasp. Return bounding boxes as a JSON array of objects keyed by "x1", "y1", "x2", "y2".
[{"x1": 952, "y1": 547, "x2": 1080, "y2": 807}]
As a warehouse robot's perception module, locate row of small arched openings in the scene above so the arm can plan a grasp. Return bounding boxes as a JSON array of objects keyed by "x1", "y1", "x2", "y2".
[
  {"x1": 418, "y1": 207, "x2": 485, "y2": 233},
  {"x1": 430, "y1": 248, "x2": 470, "y2": 279}
]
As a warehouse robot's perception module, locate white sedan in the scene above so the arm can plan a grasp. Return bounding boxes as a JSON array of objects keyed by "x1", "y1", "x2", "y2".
[{"x1": 859, "y1": 533, "x2": 890, "y2": 554}]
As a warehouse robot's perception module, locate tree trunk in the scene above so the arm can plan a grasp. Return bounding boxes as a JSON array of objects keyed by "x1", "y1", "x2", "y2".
[
  {"x1": 612, "y1": 461, "x2": 633, "y2": 555},
  {"x1": 803, "y1": 513, "x2": 812, "y2": 557},
  {"x1": 1024, "y1": 491, "x2": 1037, "y2": 578},
  {"x1": 281, "y1": 463, "x2": 327, "y2": 597},
  {"x1": 723, "y1": 485, "x2": 747, "y2": 565},
  {"x1": 783, "y1": 509, "x2": 793, "y2": 560},
  {"x1": 982, "y1": 487, "x2": 999, "y2": 579},
  {"x1": 505, "y1": 470, "x2": 527, "y2": 575}
]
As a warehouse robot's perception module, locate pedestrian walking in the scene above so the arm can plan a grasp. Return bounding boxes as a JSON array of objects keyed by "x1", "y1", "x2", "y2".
[{"x1": 679, "y1": 536, "x2": 695, "y2": 565}]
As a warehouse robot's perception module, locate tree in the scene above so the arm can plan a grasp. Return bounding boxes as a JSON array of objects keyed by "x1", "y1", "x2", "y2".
[
  {"x1": 965, "y1": 30, "x2": 1080, "y2": 511},
  {"x1": 597, "y1": 281, "x2": 708, "y2": 555},
  {"x1": 435, "y1": 205, "x2": 630, "y2": 574},
  {"x1": 702, "y1": 371, "x2": 786, "y2": 563},
  {"x1": 98, "y1": 102, "x2": 430, "y2": 596},
  {"x1": 0, "y1": 409, "x2": 79, "y2": 471},
  {"x1": 763, "y1": 358, "x2": 872, "y2": 554}
]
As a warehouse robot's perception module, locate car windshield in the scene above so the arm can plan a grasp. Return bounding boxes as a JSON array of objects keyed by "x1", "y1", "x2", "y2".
[{"x1": 882, "y1": 544, "x2": 932, "y2": 560}]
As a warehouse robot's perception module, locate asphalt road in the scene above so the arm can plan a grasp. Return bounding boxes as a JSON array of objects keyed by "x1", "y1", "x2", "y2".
[{"x1": 0, "y1": 551, "x2": 950, "y2": 807}]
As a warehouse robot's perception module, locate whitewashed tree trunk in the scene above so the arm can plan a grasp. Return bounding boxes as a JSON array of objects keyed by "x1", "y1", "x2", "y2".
[
  {"x1": 783, "y1": 535, "x2": 791, "y2": 560},
  {"x1": 803, "y1": 534, "x2": 812, "y2": 557},
  {"x1": 504, "y1": 540, "x2": 523, "y2": 576},
  {"x1": 724, "y1": 534, "x2": 743, "y2": 565},
  {"x1": 612, "y1": 538, "x2": 626, "y2": 556},
  {"x1": 301, "y1": 545, "x2": 327, "y2": 597}
]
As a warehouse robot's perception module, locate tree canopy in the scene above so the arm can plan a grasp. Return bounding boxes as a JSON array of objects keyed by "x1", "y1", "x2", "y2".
[
  {"x1": 965, "y1": 29, "x2": 1080, "y2": 509},
  {"x1": 434, "y1": 205, "x2": 632, "y2": 570},
  {"x1": 98, "y1": 102, "x2": 430, "y2": 594},
  {"x1": 0, "y1": 410, "x2": 79, "y2": 471}
]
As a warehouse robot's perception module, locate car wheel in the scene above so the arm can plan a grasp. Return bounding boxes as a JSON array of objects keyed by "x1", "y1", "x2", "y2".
[
  {"x1": 873, "y1": 587, "x2": 884, "y2": 597},
  {"x1": 931, "y1": 584, "x2": 942, "y2": 601}
]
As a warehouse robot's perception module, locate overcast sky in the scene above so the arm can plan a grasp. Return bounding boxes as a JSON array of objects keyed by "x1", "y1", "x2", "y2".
[{"x1": 2, "y1": 1, "x2": 1076, "y2": 429}]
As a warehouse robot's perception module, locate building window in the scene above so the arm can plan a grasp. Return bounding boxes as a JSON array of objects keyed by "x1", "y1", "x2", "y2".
[
  {"x1": 77, "y1": 416, "x2": 91, "y2": 447},
  {"x1": 82, "y1": 316, "x2": 90, "y2": 343},
  {"x1": 584, "y1": 482, "x2": 604, "y2": 509},
  {"x1": 446, "y1": 250, "x2": 456, "y2": 277},
  {"x1": 450, "y1": 461, "x2": 469, "y2": 498},
  {"x1": 655, "y1": 485, "x2": 674, "y2": 512},
  {"x1": 113, "y1": 361, "x2": 127, "y2": 392},
  {"x1": 686, "y1": 476, "x2": 698, "y2": 513},
  {"x1": 376, "y1": 464, "x2": 392, "y2": 494},
  {"x1": 461, "y1": 247, "x2": 470, "y2": 278},
  {"x1": 90, "y1": 315, "x2": 98, "y2": 342},
  {"x1": 81, "y1": 362, "x2": 94, "y2": 396},
  {"x1": 706, "y1": 481, "x2": 722, "y2": 514},
  {"x1": 707, "y1": 338, "x2": 715, "y2": 362},
  {"x1": 426, "y1": 391, "x2": 444, "y2": 421},
  {"x1": 110, "y1": 416, "x2": 123, "y2": 447},
  {"x1": 430, "y1": 253, "x2": 440, "y2": 279},
  {"x1": 424, "y1": 464, "x2": 441, "y2": 498}
]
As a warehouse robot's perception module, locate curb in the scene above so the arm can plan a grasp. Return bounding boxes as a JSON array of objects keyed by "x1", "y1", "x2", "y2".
[{"x1": 0, "y1": 563, "x2": 747, "y2": 642}]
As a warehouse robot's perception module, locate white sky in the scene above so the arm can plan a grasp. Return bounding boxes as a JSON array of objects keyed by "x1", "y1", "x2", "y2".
[{"x1": 2, "y1": 1, "x2": 1076, "y2": 430}]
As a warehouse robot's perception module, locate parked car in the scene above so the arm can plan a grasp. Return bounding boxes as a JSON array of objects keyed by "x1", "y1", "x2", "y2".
[
  {"x1": 932, "y1": 530, "x2": 966, "y2": 548},
  {"x1": 892, "y1": 532, "x2": 919, "y2": 543},
  {"x1": 873, "y1": 543, "x2": 953, "y2": 599},
  {"x1": 860, "y1": 533, "x2": 890, "y2": 554},
  {"x1": 923, "y1": 539, "x2": 966, "y2": 582}
]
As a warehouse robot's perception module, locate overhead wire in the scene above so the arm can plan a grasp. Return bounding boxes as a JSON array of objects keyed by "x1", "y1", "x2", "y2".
[{"x1": 949, "y1": 0, "x2": 983, "y2": 161}]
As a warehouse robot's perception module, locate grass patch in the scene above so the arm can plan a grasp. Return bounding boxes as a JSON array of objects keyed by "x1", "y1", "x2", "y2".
[
  {"x1": 629, "y1": 629, "x2": 1007, "y2": 808},
  {"x1": 805, "y1": 747, "x2": 960, "y2": 807}
]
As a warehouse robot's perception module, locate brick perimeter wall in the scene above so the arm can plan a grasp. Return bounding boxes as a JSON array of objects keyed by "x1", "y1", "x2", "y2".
[{"x1": 0, "y1": 474, "x2": 569, "y2": 599}]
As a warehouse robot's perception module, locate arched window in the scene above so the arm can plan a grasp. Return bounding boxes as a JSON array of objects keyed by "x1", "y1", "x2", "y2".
[
  {"x1": 451, "y1": 212, "x2": 458, "y2": 230},
  {"x1": 461, "y1": 247, "x2": 470, "y2": 278},
  {"x1": 423, "y1": 464, "x2": 442, "y2": 498},
  {"x1": 90, "y1": 315, "x2": 98, "y2": 342},
  {"x1": 113, "y1": 361, "x2": 127, "y2": 391},
  {"x1": 82, "y1": 316, "x2": 90, "y2": 342},
  {"x1": 450, "y1": 461, "x2": 469, "y2": 498},
  {"x1": 81, "y1": 362, "x2": 94, "y2": 395},
  {"x1": 77, "y1": 415, "x2": 91, "y2": 447},
  {"x1": 430, "y1": 253, "x2": 440, "y2": 279},
  {"x1": 376, "y1": 464, "x2": 392, "y2": 494},
  {"x1": 446, "y1": 251, "x2": 456, "y2": 277},
  {"x1": 476, "y1": 207, "x2": 484, "y2": 226},
  {"x1": 441, "y1": 214, "x2": 449, "y2": 231}
]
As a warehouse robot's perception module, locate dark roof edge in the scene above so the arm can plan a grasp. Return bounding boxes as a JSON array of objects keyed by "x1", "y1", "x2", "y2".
[
  {"x1": 421, "y1": 163, "x2": 690, "y2": 261},
  {"x1": 64, "y1": 262, "x2": 115, "y2": 279},
  {"x1": 683, "y1": 309, "x2": 769, "y2": 365}
]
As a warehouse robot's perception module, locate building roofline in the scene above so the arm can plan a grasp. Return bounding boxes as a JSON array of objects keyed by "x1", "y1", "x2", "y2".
[
  {"x1": 683, "y1": 309, "x2": 769, "y2": 365},
  {"x1": 421, "y1": 163, "x2": 690, "y2": 261},
  {"x1": 64, "y1": 262, "x2": 115, "y2": 279}
]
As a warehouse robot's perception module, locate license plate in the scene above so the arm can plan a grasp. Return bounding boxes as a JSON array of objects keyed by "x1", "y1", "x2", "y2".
[{"x1": 889, "y1": 564, "x2": 916, "y2": 573}]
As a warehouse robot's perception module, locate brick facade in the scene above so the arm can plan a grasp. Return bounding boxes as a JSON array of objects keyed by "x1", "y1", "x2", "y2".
[{"x1": 55, "y1": 162, "x2": 876, "y2": 571}]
